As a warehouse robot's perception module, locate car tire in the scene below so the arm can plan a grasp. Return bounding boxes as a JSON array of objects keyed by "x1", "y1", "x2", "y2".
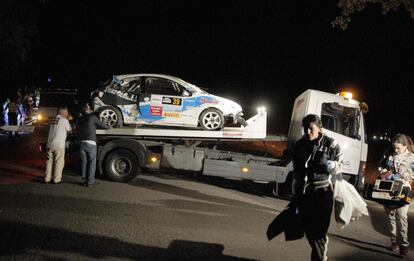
[
  {"x1": 104, "y1": 149, "x2": 141, "y2": 182},
  {"x1": 199, "y1": 108, "x2": 224, "y2": 131},
  {"x1": 96, "y1": 106, "x2": 123, "y2": 128}
]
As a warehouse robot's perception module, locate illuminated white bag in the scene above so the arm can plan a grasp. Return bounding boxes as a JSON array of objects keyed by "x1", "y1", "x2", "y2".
[{"x1": 334, "y1": 178, "x2": 369, "y2": 228}]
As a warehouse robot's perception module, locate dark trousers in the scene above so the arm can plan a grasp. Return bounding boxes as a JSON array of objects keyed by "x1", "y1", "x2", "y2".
[
  {"x1": 300, "y1": 186, "x2": 333, "y2": 261},
  {"x1": 79, "y1": 142, "x2": 97, "y2": 185},
  {"x1": 7, "y1": 112, "x2": 19, "y2": 136},
  {"x1": 8, "y1": 112, "x2": 18, "y2": 125}
]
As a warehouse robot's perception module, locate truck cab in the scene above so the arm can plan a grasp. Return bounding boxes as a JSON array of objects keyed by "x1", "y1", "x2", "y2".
[{"x1": 287, "y1": 90, "x2": 368, "y2": 188}]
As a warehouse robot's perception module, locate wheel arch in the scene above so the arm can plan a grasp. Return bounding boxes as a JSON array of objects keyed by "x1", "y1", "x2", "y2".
[
  {"x1": 197, "y1": 106, "x2": 224, "y2": 127},
  {"x1": 97, "y1": 138, "x2": 147, "y2": 175},
  {"x1": 96, "y1": 104, "x2": 125, "y2": 126}
]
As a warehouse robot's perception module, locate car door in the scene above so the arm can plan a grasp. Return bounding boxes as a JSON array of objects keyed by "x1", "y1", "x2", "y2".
[{"x1": 138, "y1": 76, "x2": 186, "y2": 125}]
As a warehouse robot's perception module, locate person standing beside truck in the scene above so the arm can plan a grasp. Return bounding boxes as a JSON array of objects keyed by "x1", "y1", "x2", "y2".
[
  {"x1": 77, "y1": 103, "x2": 110, "y2": 187},
  {"x1": 45, "y1": 106, "x2": 72, "y2": 184},
  {"x1": 292, "y1": 114, "x2": 342, "y2": 261},
  {"x1": 1, "y1": 98, "x2": 10, "y2": 125},
  {"x1": 378, "y1": 134, "x2": 414, "y2": 256},
  {"x1": 6, "y1": 97, "x2": 22, "y2": 137}
]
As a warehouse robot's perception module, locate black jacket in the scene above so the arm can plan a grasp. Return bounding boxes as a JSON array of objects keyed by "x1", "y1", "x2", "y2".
[
  {"x1": 77, "y1": 113, "x2": 109, "y2": 142},
  {"x1": 293, "y1": 133, "x2": 341, "y2": 195}
]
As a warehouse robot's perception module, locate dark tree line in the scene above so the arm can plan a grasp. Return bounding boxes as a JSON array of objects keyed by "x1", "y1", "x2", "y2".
[{"x1": 333, "y1": 0, "x2": 414, "y2": 29}]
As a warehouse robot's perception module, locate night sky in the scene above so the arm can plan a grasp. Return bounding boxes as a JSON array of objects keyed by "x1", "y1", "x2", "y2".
[{"x1": 1, "y1": 1, "x2": 414, "y2": 135}]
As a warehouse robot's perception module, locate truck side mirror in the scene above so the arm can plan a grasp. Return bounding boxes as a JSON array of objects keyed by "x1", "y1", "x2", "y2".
[{"x1": 360, "y1": 102, "x2": 369, "y2": 113}]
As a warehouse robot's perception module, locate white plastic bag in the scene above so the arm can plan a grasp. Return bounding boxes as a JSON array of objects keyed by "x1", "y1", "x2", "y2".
[{"x1": 334, "y1": 178, "x2": 369, "y2": 228}]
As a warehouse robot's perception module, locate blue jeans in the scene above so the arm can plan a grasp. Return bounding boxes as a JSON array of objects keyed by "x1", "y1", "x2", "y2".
[{"x1": 79, "y1": 142, "x2": 97, "y2": 184}]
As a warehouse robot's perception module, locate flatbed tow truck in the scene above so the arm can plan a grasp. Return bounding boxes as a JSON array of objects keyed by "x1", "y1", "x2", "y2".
[
  {"x1": 93, "y1": 111, "x2": 279, "y2": 184},
  {"x1": 1, "y1": 89, "x2": 369, "y2": 196},
  {"x1": 93, "y1": 89, "x2": 369, "y2": 196}
]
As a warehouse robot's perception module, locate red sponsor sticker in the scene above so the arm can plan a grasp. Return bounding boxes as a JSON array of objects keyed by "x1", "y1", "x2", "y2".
[
  {"x1": 150, "y1": 106, "x2": 163, "y2": 116},
  {"x1": 200, "y1": 97, "x2": 220, "y2": 104}
]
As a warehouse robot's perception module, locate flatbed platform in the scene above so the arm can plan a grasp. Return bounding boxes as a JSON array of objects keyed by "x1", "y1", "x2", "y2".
[{"x1": 96, "y1": 112, "x2": 267, "y2": 140}]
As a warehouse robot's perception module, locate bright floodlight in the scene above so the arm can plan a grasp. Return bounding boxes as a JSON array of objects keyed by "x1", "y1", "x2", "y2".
[{"x1": 257, "y1": 106, "x2": 266, "y2": 114}]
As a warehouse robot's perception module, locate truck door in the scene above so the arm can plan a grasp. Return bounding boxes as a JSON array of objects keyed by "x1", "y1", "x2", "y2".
[{"x1": 320, "y1": 102, "x2": 362, "y2": 177}]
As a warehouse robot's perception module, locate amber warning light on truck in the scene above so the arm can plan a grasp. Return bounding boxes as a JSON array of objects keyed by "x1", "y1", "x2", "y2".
[{"x1": 338, "y1": 91, "x2": 353, "y2": 100}]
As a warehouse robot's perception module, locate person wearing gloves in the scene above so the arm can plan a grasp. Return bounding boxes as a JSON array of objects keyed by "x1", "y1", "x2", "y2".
[
  {"x1": 292, "y1": 114, "x2": 342, "y2": 261},
  {"x1": 378, "y1": 133, "x2": 414, "y2": 256},
  {"x1": 77, "y1": 103, "x2": 110, "y2": 187}
]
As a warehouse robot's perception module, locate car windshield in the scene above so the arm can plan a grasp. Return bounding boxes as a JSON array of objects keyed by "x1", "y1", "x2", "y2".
[
  {"x1": 172, "y1": 77, "x2": 207, "y2": 94},
  {"x1": 39, "y1": 92, "x2": 78, "y2": 107}
]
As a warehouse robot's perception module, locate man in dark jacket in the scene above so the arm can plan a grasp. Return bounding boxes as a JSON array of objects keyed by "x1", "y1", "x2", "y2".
[
  {"x1": 292, "y1": 114, "x2": 342, "y2": 261},
  {"x1": 77, "y1": 103, "x2": 110, "y2": 186}
]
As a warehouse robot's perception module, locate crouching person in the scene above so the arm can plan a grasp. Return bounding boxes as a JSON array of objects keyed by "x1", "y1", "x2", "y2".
[{"x1": 292, "y1": 114, "x2": 342, "y2": 261}]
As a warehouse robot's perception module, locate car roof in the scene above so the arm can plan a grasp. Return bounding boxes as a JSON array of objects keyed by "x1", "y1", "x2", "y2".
[
  {"x1": 114, "y1": 74, "x2": 194, "y2": 87},
  {"x1": 39, "y1": 88, "x2": 78, "y2": 94}
]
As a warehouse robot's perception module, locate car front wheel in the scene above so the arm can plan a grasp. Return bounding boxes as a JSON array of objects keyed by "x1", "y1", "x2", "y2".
[
  {"x1": 199, "y1": 108, "x2": 224, "y2": 130},
  {"x1": 96, "y1": 106, "x2": 123, "y2": 128}
]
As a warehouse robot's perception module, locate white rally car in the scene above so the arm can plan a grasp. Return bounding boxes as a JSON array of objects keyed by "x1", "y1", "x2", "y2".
[{"x1": 92, "y1": 74, "x2": 246, "y2": 130}]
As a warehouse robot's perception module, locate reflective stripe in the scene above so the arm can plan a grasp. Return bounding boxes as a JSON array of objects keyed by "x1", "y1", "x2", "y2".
[{"x1": 306, "y1": 177, "x2": 332, "y2": 190}]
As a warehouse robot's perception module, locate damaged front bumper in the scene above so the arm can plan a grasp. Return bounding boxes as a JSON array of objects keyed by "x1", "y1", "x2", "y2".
[{"x1": 229, "y1": 112, "x2": 247, "y2": 127}]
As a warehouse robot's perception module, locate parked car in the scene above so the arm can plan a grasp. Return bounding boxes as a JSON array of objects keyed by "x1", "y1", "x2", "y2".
[
  {"x1": 32, "y1": 89, "x2": 79, "y2": 125},
  {"x1": 92, "y1": 74, "x2": 246, "y2": 130}
]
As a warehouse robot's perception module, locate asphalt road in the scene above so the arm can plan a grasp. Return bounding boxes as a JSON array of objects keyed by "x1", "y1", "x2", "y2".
[{"x1": 0, "y1": 131, "x2": 413, "y2": 260}]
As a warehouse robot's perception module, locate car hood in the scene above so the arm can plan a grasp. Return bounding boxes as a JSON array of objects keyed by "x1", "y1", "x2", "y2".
[{"x1": 208, "y1": 94, "x2": 243, "y2": 113}]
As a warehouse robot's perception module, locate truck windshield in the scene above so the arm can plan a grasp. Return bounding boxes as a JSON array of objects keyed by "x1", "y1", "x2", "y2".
[{"x1": 321, "y1": 103, "x2": 360, "y2": 140}]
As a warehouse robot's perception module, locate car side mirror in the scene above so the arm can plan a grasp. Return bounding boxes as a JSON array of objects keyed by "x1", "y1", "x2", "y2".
[{"x1": 182, "y1": 90, "x2": 191, "y2": 97}]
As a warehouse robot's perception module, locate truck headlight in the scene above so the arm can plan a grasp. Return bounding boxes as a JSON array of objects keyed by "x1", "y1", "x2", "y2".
[{"x1": 257, "y1": 106, "x2": 266, "y2": 114}]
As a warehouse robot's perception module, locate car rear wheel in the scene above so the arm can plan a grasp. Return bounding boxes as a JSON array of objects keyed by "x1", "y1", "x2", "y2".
[
  {"x1": 199, "y1": 108, "x2": 224, "y2": 130},
  {"x1": 96, "y1": 106, "x2": 123, "y2": 128}
]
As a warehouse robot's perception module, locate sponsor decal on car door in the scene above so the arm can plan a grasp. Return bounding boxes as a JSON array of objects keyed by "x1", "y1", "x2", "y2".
[{"x1": 150, "y1": 95, "x2": 183, "y2": 122}]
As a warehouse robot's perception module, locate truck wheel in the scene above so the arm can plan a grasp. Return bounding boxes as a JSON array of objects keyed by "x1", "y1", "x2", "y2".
[
  {"x1": 199, "y1": 108, "x2": 224, "y2": 130},
  {"x1": 104, "y1": 149, "x2": 140, "y2": 182},
  {"x1": 97, "y1": 106, "x2": 123, "y2": 128}
]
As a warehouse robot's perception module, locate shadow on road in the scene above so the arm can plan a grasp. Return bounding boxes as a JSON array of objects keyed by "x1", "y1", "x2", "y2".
[
  {"x1": 153, "y1": 169, "x2": 276, "y2": 198},
  {"x1": 0, "y1": 219, "x2": 255, "y2": 260},
  {"x1": 367, "y1": 204, "x2": 391, "y2": 238},
  {"x1": 328, "y1": 234, "x2": 402, "y2": 260},
  {"x1": 366, "y1": 203, "x2": 414, "y2": 252},
  {"x1": 130, "y1": 177, "x2": 280, "y2": 213}
]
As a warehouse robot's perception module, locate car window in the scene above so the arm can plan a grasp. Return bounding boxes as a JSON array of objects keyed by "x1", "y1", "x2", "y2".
[
  {"x1": 145, "y1": 77, "x2": 181, "y2": 96},
  {"x1": 126, "y1": 78, "x2": 141, "y2": 94}
]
